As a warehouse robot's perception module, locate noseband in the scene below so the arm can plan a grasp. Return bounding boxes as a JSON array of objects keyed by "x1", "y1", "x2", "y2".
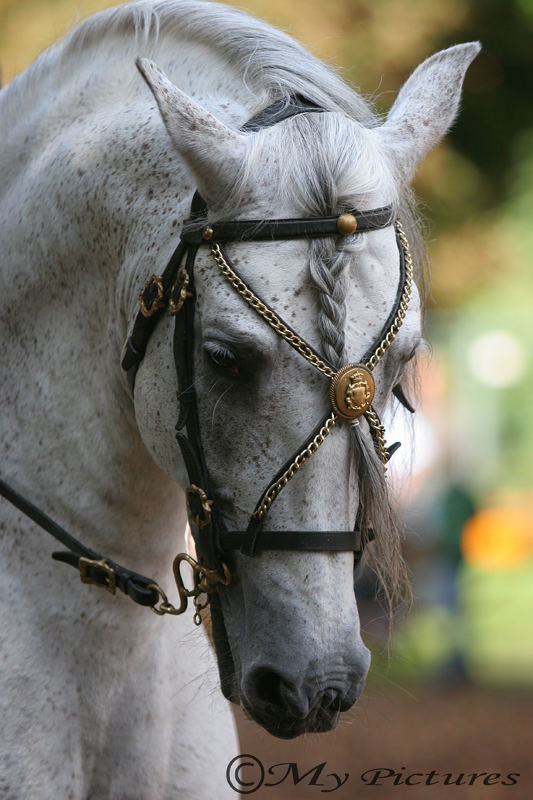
[{"x1": 0, "y1": 95, "x2": 414, "y2": 622}]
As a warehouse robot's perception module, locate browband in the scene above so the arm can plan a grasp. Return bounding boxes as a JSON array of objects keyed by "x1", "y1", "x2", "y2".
[
  {"x1": 121, "y1": 202, "x2": 395, "y2": 385},
  {"x1": 180, "y1": 206, "x2": 394, "y2": 245}
]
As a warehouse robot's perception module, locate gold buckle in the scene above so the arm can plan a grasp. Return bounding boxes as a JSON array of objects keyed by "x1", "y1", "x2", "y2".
[
  {"x1": 168, "y1": 267, "x2": 192, "y2": 316},
  {"x1": 139, "y1": 275, "x2": 165, "y2": 317},
  {"x1": 186, "y1": 485, "x2": 213, "y2": 529},
  {"x1": 78, "y1": 557, "x2": 116, "y2": 594}
]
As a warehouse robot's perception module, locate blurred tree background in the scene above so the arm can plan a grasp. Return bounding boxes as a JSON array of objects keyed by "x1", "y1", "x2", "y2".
[
  {"x1": 2, "y1": 0, "x2": 532, "y2": 692},
  {"x1": 1, "y1": 0, "x2": 531, "y2": 313}
]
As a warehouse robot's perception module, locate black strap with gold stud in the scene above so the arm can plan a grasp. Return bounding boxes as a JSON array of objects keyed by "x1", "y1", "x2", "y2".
[{"x1": 179, "y1": 206, "x2": 393, "y2": 245}]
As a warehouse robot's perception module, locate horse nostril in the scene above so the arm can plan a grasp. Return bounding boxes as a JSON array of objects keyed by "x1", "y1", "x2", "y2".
[
  {"x1": 248, "y1": 667, "x2": 309, "y2": 719},
  {"x1": 243, "y1": 665, "x2": 364, "y2": 735},
  {"x1": 254, "y1": 667, "x2": 282, "y2": 705},
  {"x1": 318, "y1": 687, "x2": 342, "y2": 713}
]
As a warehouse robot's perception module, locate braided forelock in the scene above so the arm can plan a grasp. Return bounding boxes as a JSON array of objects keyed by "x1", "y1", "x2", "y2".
[
  {"x1": 309, "y1": 231, "x2": 412, "y2": 632},
  {"x1": 308, "y1": 241, "x2": 347, "y2": 367},
  {"x1": 293, "y1": 120, "x2": 413, "y2": 626}
]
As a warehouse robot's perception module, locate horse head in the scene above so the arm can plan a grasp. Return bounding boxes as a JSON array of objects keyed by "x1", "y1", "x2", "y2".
[{"x1": 128, "y1": 43, "x2": 479, "y2": 738}]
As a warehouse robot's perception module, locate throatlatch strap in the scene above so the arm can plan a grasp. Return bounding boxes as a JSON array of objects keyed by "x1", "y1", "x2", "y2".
[{"x1": 0, "y1": 477, "x2": 160, "y2": 607}]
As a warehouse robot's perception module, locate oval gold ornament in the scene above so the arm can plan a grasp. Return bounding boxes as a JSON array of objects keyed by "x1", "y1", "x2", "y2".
[{"x1": 330, "y1": 364, "x2": 375, "y2": 420}]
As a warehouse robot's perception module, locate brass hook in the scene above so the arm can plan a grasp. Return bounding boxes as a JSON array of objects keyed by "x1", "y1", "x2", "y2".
[{"x1": 172, "y1": 553, "x2": 230, "y2": 620}]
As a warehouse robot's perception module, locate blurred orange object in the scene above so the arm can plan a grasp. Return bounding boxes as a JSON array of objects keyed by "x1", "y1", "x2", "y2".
[{"x1": 462, "y1": 507, "x2": 533, "y2": 570}]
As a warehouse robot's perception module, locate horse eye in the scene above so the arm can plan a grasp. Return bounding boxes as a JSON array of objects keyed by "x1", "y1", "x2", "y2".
[{"x1": 206, "y1": 345, "x2": 240, "y2": 376}]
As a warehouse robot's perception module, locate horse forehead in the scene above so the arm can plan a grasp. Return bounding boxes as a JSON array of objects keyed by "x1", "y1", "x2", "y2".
[
  {"x1": 196, "y1": 238, "x2": 317, "y2": 331},
  {"x1": 195, "y1": 227, "x2": 410, "y2": 355},
  {"x1": 343, "y1": 227, "x2": 412, "y2": 348}
]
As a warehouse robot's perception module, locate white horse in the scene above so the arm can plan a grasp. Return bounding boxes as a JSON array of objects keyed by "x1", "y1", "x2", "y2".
[{"x1": 0, "y1": 0, "x2": 479, "y2": 796}]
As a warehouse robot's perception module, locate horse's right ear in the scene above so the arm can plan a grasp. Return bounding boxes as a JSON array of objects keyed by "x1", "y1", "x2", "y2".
[
  {"x1": 376, "y1": 42, "x2": 481, "y2": 185},
  {"x1": 136, "y1": 57, "x2": 247, "y2": 207}
]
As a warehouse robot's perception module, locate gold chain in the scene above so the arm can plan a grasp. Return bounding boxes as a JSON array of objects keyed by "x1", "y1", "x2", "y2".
[
  {"x1": 211, "y1": 243, "x2": 335, "y2": 379},
  {"x1": 364, "y1": 407, "x2": 390, "y2": 467},
  {"x1": 365, "y1": 220, "x2": 414, "y2": 371},
  {"x1": 253, "y1": 412, "x2": 338, "y2": 519},
  {"x1": 211, "y1": 220, "x2": 414, "y2": 482},
  {"x1": 212, "y1": 222, "x2": 413, "y2": 377}
]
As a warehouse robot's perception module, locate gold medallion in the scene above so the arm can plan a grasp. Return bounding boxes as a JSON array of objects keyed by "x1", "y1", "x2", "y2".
[{"x1": 330, "y1": 364, "x2": 375, "y2": 420}]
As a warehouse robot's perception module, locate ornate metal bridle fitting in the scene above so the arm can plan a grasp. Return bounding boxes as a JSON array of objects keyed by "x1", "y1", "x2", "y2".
[
  {"x1": 329, "y1": 364, "x2": 375, "y2": 420},
  {"x1": 186, "y1": 484, "x2": 214, "y2": 529},
  {"x1": 168, "y1": 267, "x2": 192, "y2": 316},
  {"x1": 139, "y1": 274, "x2": 165, "y2": 317},
  {"x1": 172, "y1": 553, "x2": 231, "y2": 624},
  {"x1": 147, "y1": 553, "x2": 230, "y2": 622}
]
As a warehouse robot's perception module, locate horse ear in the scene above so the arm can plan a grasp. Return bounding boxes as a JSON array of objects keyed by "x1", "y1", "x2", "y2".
[
  {"x1": 136, "y1": 57, "x2": 247, "y2": 207},
  {"x1": 376, "y1": 42, "x2": 481, "y2": 185}
]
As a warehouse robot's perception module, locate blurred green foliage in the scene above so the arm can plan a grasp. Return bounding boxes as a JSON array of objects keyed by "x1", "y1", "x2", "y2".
[
  {"x1": 462, "y1": 562, "x2": 533, "y2": 685},
  {"x1": 367, "y1": 561, "x2": 533, "y2": 687}
]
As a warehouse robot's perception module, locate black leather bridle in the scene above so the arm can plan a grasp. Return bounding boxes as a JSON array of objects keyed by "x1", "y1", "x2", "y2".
[{"x1": 0, "y1": 95, "x2": 414, "y2": 621}]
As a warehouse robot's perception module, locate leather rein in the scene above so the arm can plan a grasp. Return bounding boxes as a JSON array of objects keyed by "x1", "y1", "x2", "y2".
[{"x1": 0, "y1": 95, "x2": 414, "y2": 622}]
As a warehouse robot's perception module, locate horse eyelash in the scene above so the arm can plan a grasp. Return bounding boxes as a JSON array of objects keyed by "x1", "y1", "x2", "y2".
[
  {"x1": 205, "y1": 343, "x2": 236, "y2": 363},
  {"x1": 204, "y1": 343, "x2": 240, "y2": 377}
]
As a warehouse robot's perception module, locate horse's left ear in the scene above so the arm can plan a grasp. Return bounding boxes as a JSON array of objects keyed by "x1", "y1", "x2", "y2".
[
  {"x1": 135, "y1": 57, "x2": 247, "y2": 208},
  {"x1": 376, "y1": 42, "x2": 481, "y2": 184}
]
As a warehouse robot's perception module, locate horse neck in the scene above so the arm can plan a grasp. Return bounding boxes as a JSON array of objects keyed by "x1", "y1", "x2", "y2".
[
  {"x1": 0, "y1": 89, "x2": 196, "y2": 576},
  {"x1": 0, "y1": 27, "x2": 260, "y2": 573}
]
